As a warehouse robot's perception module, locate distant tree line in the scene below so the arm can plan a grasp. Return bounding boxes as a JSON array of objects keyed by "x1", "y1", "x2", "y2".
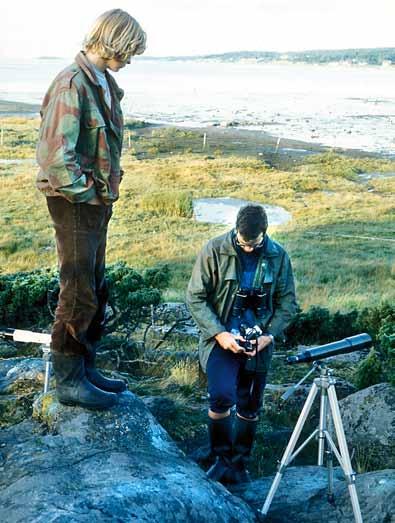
[{"x1": 150, "y1": 48, "x2": 395, "y2": 65}]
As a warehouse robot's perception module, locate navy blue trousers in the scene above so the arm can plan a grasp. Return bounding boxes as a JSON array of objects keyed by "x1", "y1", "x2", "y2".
[{"x1": 206, "y1": 344, "x2": 269, "y2": 419}]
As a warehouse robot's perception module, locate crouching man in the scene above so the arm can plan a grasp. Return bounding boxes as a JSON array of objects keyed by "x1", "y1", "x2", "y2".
[{"x1": 186, "y1": 205, "x2": 297, "y2": 484}]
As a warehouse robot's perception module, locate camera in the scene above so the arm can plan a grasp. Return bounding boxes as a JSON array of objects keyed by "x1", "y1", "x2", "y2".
[{"x1": 239, "y1": 324, "x2": 263, "y2": 352}]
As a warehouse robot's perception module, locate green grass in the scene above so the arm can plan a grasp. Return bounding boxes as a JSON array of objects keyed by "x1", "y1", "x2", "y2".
[
  {"x1": 1, "y1": 117, "x2": 394, "y2": 312},
  {"x1": 140, "y1": 189, "x2": 193, "y2": 218},
  {"x1": 0, "y1": 117, "x2": 40, "y2": 158}
]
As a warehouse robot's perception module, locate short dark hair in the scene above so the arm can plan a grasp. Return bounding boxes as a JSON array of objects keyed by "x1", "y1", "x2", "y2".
[{"x1": 236, "y1": 205, "x2": 268, "y2": 240}]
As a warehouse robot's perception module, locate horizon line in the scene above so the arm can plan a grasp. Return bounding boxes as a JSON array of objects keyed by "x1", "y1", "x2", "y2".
[{"x1": 1, "y1": 46, "x2": 395, "y2": 61}]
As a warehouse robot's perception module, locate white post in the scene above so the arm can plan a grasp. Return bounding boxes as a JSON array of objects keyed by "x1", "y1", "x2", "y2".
[{"x1": 203, "y1": 132, "x2": 207, "y2": 150}]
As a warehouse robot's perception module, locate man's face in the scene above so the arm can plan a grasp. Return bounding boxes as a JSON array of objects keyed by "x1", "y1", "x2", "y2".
[{"x1": 235, "y1": 231, "x2": 265, "y2": 253}]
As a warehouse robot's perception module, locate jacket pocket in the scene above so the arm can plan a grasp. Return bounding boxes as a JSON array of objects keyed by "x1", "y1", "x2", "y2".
[
  {"x1": 82, "y1": 108, "x2": 106, "y2": 129},
  {"x1": 78, "y1": 109, "x2": 107, "y2": 165}
]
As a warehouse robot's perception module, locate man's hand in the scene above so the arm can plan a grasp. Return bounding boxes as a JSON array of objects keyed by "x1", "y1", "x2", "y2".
[
  {"x1": 109, "y1": 173, "x2": 121, "y2": 199},
  {"x1": 215, "y1": 331, "x2": 246, "y2": 354},
  {"x1": 247, "y1": 335, "x2": 273, "y2": 358},
  {"x1": 257, "y1": 335, "x2": 273, "y2": 352}
]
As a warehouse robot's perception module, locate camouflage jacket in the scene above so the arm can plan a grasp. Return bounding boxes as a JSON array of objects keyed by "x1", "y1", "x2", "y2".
[
  {"x1": 36, "y1": 52, "x2": 124, "y2": 205},
  {"x1": 186, "y1": 230, "x2": 297, "y2": 372}
]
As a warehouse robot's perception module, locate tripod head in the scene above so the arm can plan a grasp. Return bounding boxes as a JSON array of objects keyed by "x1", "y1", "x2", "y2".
[{"x1": 281, "y1": 360, "x2": 343, "y2": 402}]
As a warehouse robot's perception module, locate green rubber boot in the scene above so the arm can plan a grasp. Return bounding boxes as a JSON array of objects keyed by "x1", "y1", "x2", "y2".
[{"x1": 52, "y1": 353, "x2": 118, "y2": 410}]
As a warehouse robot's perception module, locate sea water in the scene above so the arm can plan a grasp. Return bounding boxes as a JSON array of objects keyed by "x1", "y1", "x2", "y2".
[{"x1": 0, "y1": 57, "x2": 394, "y2": 155}]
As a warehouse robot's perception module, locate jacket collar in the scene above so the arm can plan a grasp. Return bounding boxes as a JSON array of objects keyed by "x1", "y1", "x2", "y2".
[
  {"x1": 75, "y1": 51, "x2": 124, "y2": 101},
  {"x1": 75, "y1": 51, "x2": 100, "y2": 86},
  {"x1": 219, "y1": 229, "x2": 280, "y2": 257}
]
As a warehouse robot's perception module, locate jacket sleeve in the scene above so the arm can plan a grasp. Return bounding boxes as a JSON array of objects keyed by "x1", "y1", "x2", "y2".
[
  {"x1": 186, "y1": 245, "x2": 226, "y2": 341},
  {"x1": 36, "y1": 86, "x2": 96, "y2": 203},
  {"x1": 267, "y1": 252, "x2": 298, "y2": 339}
]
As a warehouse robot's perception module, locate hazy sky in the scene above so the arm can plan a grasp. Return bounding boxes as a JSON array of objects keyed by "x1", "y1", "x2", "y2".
[{"x1": 1, "y1": 0, "x2": 394, "y2": 59}]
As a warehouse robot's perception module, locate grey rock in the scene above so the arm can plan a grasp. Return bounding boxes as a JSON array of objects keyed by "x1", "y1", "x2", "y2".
[
  {"x1": 141, "y1": 303, "x2": 199, "y2": 353},
  {"x1": 326, "y1": 349, "x2": 368, "y2": 364},
  {"x1": 0, "y1": 358, "x2": 48, "y2": 427},
  {"x1": 0, "y1": 391, "x2": 256, "y2": 522},
  {"x1": 152, "y1": 302, "x2": 198, "y2": 339},
  {"x1": 0, "y1": 358, "x2": 46, "y2": 394},
  {"x1": 153, "y1": 302, "x2": 191, "y2": 323},
  {"x1": 338, "y1": 383, "x2": 395, "y2": 469},
  {"x1": 234, "y1": 466, "x2": 395, "y2": 523},
  {"x1": 0, "y1": 341, "x2": 18, "y2": 358}
]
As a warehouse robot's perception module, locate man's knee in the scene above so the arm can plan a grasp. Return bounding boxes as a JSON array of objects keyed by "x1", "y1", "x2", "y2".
[{"x1": 209, "y1": 386, "x2": 237, "y2": 415}]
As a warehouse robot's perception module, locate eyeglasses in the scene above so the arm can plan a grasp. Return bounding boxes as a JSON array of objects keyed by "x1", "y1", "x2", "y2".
[{"x1": 235, "y1": 232, "x2": 265, "y2": 250}]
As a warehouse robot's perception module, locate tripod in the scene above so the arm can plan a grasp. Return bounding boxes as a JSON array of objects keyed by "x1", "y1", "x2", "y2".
[{"x1": 260, "y1": 361, "x2": 363, "y2": 523}]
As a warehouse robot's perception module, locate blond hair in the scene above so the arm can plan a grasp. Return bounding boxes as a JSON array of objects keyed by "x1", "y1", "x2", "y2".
[{"x1": 83, "y1": 9, "x2": 146, "y2": 60}]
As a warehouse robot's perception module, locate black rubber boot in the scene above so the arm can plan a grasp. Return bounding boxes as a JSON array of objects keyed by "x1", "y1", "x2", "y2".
[
  {"x1": 52, "y1": 353, "x2": 118, "y2": 410},
  {"x1": 85, "y1": 348, "x2": 127, "y2": 393},
  {"x1": 206, "y1": 415, "x2": 234, "y2": 484},
  {"x1": 232, "y1": 415, "x2": 258, "y2": 484}
]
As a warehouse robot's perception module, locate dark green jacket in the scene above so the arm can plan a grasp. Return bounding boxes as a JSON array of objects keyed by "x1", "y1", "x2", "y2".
[
  {"x1": 186, "y1": 230, "x2": 297, "y2": 372},
  {"x1": 36, "y1": 52, "x2": 124, "y2": 205}
]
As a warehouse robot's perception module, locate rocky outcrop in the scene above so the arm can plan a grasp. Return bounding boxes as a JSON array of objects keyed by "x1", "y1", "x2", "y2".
[
  {"x1": 234, "y1": 466, "x2": 395, "y2": 523},
  {"x1": 0, "y1": 357, "x2": 47, "y2": 426},
  {"x1": 1, "y1": 355, "x2": 394, "y2": 522},
  {"x1": 0, "y1": 357, "x2": 46, "y2": 394},
  {"x1": 149, "y1": 302, "x2": 199, "y2": 343},
  {"x1": 0, "y1": 390, "x2": 256, "y2": 523},
  {"x1": 339, "y1": 383, "x2": 395, "y2": 469}
]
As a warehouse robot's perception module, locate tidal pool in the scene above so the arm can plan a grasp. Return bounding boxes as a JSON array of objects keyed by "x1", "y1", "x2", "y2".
[
  {"x1": 193, "y1": 197, "x2": 292, "y2": 227},
  {"x1": 358, "y1": 171, "x2": 395, "y2": 182}
]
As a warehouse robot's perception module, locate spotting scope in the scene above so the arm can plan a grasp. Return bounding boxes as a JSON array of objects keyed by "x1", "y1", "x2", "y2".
[{"x1": 286, "y1": 333, "x2": 372, "y2": 365}]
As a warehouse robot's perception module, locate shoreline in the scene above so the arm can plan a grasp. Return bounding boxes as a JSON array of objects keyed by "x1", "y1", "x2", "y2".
[{"x1": 0, "y1": 99, "x2": 390, "y2": 163}]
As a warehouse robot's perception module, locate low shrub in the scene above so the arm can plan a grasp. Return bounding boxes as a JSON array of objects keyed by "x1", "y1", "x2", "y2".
[
  {"x1": 0, "y1": 262, "x2": 170, "y2": 331},
  {"x1": 0, "y1": 268, "x2": 57, "y2": 326},
  {"x1": 140, "y1": 190, "x2": 193, "y2": 218}
]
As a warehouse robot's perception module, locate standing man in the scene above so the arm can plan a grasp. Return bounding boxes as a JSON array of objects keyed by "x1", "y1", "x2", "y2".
[
  {"x1": 186, "y1": 204, "x2": 297, "y2": 483},
  {"x1": 36, "y1": 10, "x2": 146, "y2": 409}
]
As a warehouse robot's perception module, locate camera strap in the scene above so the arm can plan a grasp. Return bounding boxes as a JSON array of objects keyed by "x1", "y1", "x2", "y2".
[{"x1": 252, "y1": 255, "x2": 273, "y2": 295}]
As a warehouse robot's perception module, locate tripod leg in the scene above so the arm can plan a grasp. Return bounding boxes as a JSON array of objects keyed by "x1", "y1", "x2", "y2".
[
  {"x1": 326, "y1": 446, "x2": 335, "y2": 503},
  {"x1": 318, "y1": 388, "x2": 328, "y2": 466},
  {"x1": 327, "y1": 385, "x2": 363, "y2": 523},
  {"x1": 260, "y1": 382, "x2": 319, "y2": 516},
  {"x1": 43, "y1": 347, "x2": 52, "y2": 394}
]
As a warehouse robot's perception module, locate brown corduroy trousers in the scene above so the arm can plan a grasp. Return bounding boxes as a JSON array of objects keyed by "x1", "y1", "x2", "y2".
[{"x1": 46, "y1": 197, "x2": 112, "y2": 356}]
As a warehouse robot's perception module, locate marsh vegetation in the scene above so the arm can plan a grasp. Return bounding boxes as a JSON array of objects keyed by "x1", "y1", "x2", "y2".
[{"x1": 1, "y1": 117, "x2": 393, "y2": 310}]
